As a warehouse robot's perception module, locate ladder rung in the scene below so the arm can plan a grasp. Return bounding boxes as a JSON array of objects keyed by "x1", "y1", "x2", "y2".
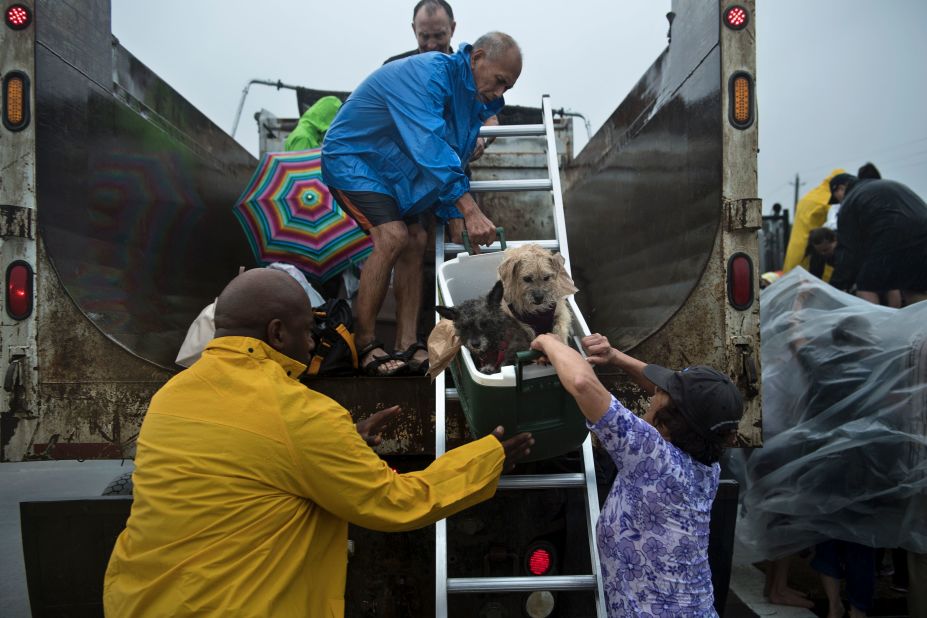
[
  {"x1": 445, "y1": 388, "x2": 459, "y2": 401},
  {"x1": 479, "y1": 124, "x2": 546, "y2": 138},
  {"x1": 447, "y1": 575, "x2": 597, "y2": 594},
  {"x1": 470, "y1": 179, "x2": 552, "y2": 192},
  {"x1": 498, "y1": 473, "x2": 586, "y2": 489},
  {"x1": 443, "y1": 239, "x2": 560, "y2": 254}
]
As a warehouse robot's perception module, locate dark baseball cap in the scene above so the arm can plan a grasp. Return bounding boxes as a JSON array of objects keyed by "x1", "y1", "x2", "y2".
[
  {"x1": 642, "y1": 364, "x2": 744, "y2": 441},
  {"x1": 828, "y1": 173, "x2": 856, "y2": 204}
]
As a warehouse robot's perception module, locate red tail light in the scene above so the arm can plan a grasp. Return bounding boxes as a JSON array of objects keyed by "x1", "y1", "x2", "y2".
[
  {"x1": 6, "y1": 261, "x2": 34, "y2": 320},
  {"x1": 525, "y1": 542, "x2": 556, "y2": 576},
  {"x1": 5, "y1": 4, "x2": 32, "y2": 30},
  {"x1": 528, "y1": 548, "x2": 551, "y2": 575},
  {"x1": 727, "y1": 253, "x2": 754, "y2": 310},
  {"x1": 723, "y1": 5, "x2": 749, "y2": 30},
  {"x1": 524, "y1": 541, "x2": 557, "y2": 616}
]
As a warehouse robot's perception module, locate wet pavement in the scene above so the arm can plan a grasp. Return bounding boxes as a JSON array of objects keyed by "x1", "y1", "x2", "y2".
[
  {"x1": 0, "y1": 461, "x2": 910, "y2": 617},
  {"x1": 0, "y1": 460, "x2": 133, "y2": 617}
]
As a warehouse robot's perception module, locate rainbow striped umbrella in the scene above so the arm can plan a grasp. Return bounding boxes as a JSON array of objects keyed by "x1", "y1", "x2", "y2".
[{"x1": 233, "y1": 148, "x2": 372, "y2": 283}]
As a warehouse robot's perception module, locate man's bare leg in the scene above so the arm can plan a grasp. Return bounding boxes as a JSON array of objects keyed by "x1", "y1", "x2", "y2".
[
  {"x1": 856, "y1": 290, "x2": 880, "y2": 304},
  {"x1": 767, "y1": 556, "x2": 814, "y2": 608},
  {"x1": 393, "y1": 222, "x2": 428, "y2": 366},
  {"x1": 356, "y1": 221, "x2": 409, "y2": 374},
  {"x1": 848, "y1": 605, "x2": 867, "y2": 618},
  {"x1": 883, "y1": 289, "x2": 902, "y2": 308},
  {"x1": 820, "y1": 573, "x2": 844, "y2": 618}
]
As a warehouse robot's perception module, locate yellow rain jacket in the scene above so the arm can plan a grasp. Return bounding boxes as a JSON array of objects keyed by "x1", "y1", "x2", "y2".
[
  {"x1": 782, "y1": 169, "x2": 845, "y2": 280},
  {"x1": 104, "y1": 337, "x2": 504, "y2": 617}
]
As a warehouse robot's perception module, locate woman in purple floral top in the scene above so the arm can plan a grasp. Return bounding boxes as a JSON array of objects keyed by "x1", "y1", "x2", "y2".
[{"x1": 530, "y1": 333, "x2": 744, "y2": 618}]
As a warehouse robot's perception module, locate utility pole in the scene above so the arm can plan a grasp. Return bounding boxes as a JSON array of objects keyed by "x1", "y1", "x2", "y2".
[
  {"x1": 792, "y1": 173, "x2": 800, "y2": 208},
  {"x1": 791, "y1": 173, "x2": 806, "y2": 212}
]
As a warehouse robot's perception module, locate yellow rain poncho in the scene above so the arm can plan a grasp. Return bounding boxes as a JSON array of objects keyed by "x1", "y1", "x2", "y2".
[
  {"x1": 782, "y1": 169, "x2": 845, "y2": 280},
  {"x1": 104, "y1": 337, "x2": 504, "y2": 617}
]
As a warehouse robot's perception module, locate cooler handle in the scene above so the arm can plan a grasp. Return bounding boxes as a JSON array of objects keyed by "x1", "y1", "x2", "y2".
[
  {"x1": 515, "y1": 349, "x2": 543, "y2": 393},
  {"x1": 461, "y1": 227, "x2": 506, "y2": 254}
]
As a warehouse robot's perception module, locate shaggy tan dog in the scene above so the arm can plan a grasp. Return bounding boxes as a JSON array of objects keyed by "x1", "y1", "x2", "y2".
[{"x1": 496, "y1": 244, "x2": 578, "y2": 343}]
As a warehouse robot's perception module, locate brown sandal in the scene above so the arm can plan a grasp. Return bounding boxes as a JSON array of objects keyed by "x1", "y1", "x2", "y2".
[
  {"x1": 396, "y1": 342, "x2": 429, "y2": 376},
  {"x1": 358, "y1": 340, "x2": 406, "y2": 377}
]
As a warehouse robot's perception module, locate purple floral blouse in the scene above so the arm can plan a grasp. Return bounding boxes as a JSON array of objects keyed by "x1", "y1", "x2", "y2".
[{"x1": 588, "y1": 396, "x2": 719, "y2": 617}]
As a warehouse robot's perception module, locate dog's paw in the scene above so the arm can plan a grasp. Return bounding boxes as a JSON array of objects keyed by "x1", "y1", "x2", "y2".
[{"x1": 479, "y1": 364, "x2": 499, "y2": 374}]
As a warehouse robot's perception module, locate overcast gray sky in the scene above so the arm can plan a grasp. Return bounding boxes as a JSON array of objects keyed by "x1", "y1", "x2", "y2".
[{"x1": 111, "y1": 0, "x2": 927, "y2": 216}]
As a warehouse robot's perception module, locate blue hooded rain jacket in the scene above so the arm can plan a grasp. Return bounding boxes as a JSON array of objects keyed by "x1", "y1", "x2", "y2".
[{"x1": 321, "y1": 43, "x2": 504, "y2": 222}]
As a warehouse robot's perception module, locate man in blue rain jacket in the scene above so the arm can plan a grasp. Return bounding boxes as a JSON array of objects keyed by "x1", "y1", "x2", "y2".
[{"x1": 322, "y1": 32, "x2": 521, "y2": 376}]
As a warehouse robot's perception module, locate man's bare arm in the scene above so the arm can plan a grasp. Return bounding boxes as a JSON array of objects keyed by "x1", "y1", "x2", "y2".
[
  {"x1": 470, "y1": 115, "x2": 500, "y2": 161},
  {"x1": 455, "y1": 192, "x2": 496, "y2": 251}
]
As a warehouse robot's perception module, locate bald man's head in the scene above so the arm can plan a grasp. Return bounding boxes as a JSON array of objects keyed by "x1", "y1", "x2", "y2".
[
  {"x1": 215, "y1": 269, "x2": 315, "y2": 364},
  {"x1": 470, "y1": 32, "x2": 522, "y2": 104}
]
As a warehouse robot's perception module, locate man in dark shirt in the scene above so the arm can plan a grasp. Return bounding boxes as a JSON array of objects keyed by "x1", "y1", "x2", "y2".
[
  {"x1": 384, "y1": 0, "x2": 456, "y2": 63},
  {"x1": 829, "y1": 175, "x2": 927, "y2": 306}
]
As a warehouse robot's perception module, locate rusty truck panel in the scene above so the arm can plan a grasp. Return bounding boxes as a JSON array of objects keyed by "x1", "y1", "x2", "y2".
[
  {"x1": 1, "y1": 0, "x2": 256, "y2": 461},
  {"x1": 562, "y1": 0, "x2": 761, "y2": 444}
]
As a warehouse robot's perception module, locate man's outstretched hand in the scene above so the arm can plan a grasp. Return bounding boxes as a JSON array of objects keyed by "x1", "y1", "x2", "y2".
[
  {"x1": 356, "y1": 405, "x2": 401, "y2": 447},
  {"x1": 491, "y1": 426, "x2": 534, "y2": 471}
]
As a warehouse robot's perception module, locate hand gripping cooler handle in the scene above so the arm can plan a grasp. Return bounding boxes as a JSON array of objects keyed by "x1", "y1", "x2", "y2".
[
  {"x1": 515, "y1": 349, "x2": 543, "y2": 393},
  {"x1": 461, "y1": 227, "x2": 506, "y2": 254}
]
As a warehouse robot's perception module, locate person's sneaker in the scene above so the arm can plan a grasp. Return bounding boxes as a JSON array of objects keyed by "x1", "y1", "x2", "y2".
[
  {"x1": 890, "y1": 583, "x2": 908, "y2": 593},
  {"x1": 878, "y1": 564, "x2": 895, "y2": 577}
]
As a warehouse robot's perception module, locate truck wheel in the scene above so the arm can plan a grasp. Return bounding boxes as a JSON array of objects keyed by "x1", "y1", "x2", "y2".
[{"x1": 102, "y1": 471, "x2": 134, "y2": 496}]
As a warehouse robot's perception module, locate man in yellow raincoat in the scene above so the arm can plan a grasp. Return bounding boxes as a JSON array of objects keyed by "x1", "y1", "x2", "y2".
[
  {"x1": 103, "y1": 268, "x2": 534, "y2": 617},
  {"x1": 782, "y1": 169, "x2": 845, "y2": 281}
]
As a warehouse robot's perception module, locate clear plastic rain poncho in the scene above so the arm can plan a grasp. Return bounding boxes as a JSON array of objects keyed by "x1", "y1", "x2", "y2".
[{"x1": 731, "y1": 268, "x2": 927, "y2": 560}]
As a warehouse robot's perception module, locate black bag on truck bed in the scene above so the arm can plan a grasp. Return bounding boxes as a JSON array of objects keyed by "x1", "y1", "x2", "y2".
[{"x1": 307, "y1": 299, "x2": 358, "y2": 376}]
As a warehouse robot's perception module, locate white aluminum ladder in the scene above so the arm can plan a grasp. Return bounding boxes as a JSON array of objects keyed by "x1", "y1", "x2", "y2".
[{"x1": 434, "y1": 95, "x2": 606, "y2": 617}]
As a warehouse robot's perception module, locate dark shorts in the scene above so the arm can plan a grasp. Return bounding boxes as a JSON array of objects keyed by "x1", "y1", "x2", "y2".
[
  {"x1": 856, "y1": 245, "x2": 927, "y2": 292},
  {"x1": 331, "y1": 188, "x2": 423, "y2": 233},
  {"x1": 811, "y1": 540, "x2": 875, "y2": 611}
]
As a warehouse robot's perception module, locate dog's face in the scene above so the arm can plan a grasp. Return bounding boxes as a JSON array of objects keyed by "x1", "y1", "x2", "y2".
[
  {"x1": 497, "y1": 245, "x2": 565, "y2": 315},
  {"x1": 436, "y1": 281, "x2": 510, "y2": 358}
]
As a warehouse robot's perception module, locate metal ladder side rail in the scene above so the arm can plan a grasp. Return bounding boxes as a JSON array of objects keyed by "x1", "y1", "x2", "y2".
[
  {"x1": 435, "y1": 95, "x2": 605, "y2": 617},
  {"x1": 434, "y1": 223, "x2": 451, "y2": 618},
  {"x1": 541, "y1": 96, "x2": 575, "y2": 277},
  {"x1": 541, "y1": 96, "x2": 608, "y2": 614}
]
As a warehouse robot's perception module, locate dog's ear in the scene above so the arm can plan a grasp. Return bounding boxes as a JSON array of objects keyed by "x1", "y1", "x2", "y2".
[
  {"x1": 435, "y1": 305, "x2": 458, "y2": 321},
  {"x1": 497, "y1": 252, "x2": 519, "y2": 288},
  {"x1": 549, "y1": 252, "x2": 579, "y2": 296},
  {"x1": 487, "y1": 280, "x2": 505, "y2": 307}
]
